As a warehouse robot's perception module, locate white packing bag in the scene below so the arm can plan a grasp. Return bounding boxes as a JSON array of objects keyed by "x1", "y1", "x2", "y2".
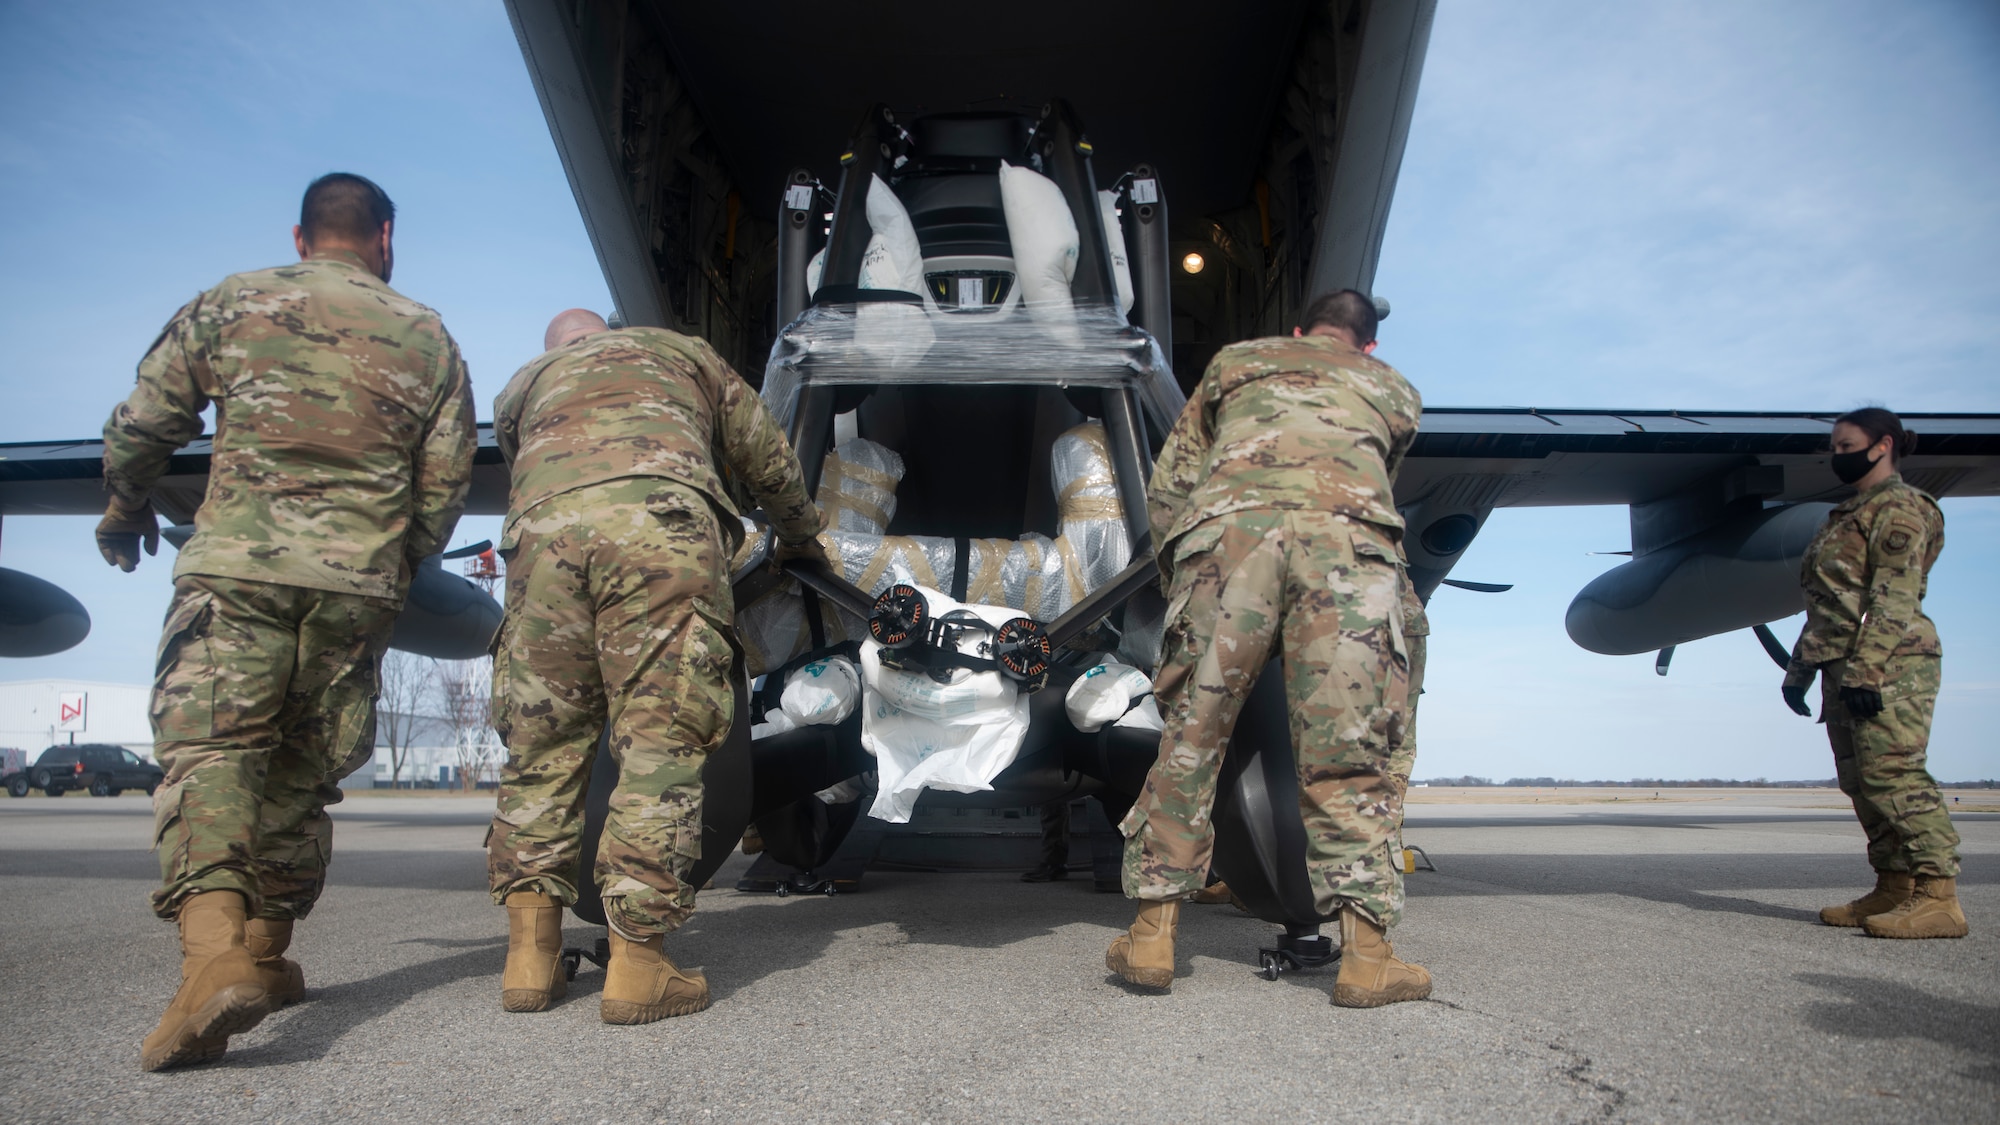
[
  {"x1": 1064, "y1": 661, "x2": 1164, "y2": 733},
  {"x1": 806, "y1": 175, "x2": 936, "y2": 366},
  {"x1": 998, "y1": 161, "x2": 1080, "y2": 344},
  {"x1": 857, "y1": 170, "x2": 939, "y2": 367},
  {"x1": 859, "y1": 586, "x2": 1032, "y2": 823},
  {"x1": 750, "y1": 708, "x2": 798, "y2": 741},
  {"x1": 779, "y1": 655, "x2": 861, "y2": 727}
]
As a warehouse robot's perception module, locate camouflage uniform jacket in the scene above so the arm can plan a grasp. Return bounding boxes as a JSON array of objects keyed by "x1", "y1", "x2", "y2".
[
  {"x1": 1150, "y1": 334, "x2": 1422, "y2": 567},
  {"x1": 1786, "y1": 474, "x2": 1944, "y2": 692},
  {"x1": 493, "y1": 327, "x2": 819, "y2": 550},
  {"x1": 103, "y1": 251, "x2": 476, "y2": 601}
]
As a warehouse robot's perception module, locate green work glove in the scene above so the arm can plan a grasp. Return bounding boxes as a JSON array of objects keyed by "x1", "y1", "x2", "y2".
[
  {"x1": 96, "y1": 500, "x2": 160, "y2": 572},
  {"x1": 771, "y1": 534, "x2": 831, "y2": 571}
]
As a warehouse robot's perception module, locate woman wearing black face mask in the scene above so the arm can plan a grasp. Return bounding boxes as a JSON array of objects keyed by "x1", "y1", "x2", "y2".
[{"x1": 1781, "y1": 407, "x2": 1966, "y2": 939}]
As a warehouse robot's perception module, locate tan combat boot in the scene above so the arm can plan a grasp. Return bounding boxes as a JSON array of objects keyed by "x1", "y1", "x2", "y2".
[
  {"x1": 1191, "y1": 881, "x2": 1233, "y2": 905},
  {"x1": 1863, "y1": 876, "x2": 1969, "y2": 939},
  {"x1": 1105, "y1": 900, "x2": 1179, "y2": 990},
  {"x1": 501, "y1": 892, "x2": 569, "y2": 1012},
  {"x1": 1819, "y1": 872, "x2": 1914, "y2": 927},
  {"x1": 600, "y1": 930, "x2": 709, "y2": 1023},
  {"x1": 140, "y1": 891, "x2": 273, "y2": 1072},
  {"x1": 244, "y1": 918, "x2": 306, "y2": 1006},
  {"x1": 1332, "y1": 908, "x2": 1432, "y2": 1008}
]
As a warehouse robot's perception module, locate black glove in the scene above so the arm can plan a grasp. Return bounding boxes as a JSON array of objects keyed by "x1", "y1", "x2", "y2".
[
  {"x1": 1839, "y1": 686, "x2": 1885, "y2": 721},
  {"x1": 1781, "y1": 683, "x2": 1813, "y2": 717},
  {"x1": 96, "y1": 500, "x2": 160, "y2": 572}
]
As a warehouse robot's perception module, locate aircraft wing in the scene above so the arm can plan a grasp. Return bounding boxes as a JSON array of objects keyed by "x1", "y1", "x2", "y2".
[
  {"x1": 1393, "y1": 408, "x2": 2000, "y2": 660},
  {"x1": 1398, "y1": 408, "x2": 2000, "y2": 509},
  {"x1": 0, "y1": 427, "x2": 515, "y2": 521},
  {"x1": 7, "y1": 409, "x2": 1996, "y2": 521},
  {"x1": 0, "y1": 432, "x2": 511, "y2": 659}
]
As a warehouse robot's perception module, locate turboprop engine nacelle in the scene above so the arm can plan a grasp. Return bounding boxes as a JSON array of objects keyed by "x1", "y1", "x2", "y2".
[
  {"x1": 387, "y1": 555, "x2": 503, "y2": 660},
  {"x1": 149, "y1": 525, "x2": 502, "y2": 660},
  {"x1": 0, "y1": 568, "x2": 92, "y2": 657},
  {"x1": 1564, "y1": 502, "x2": 1832, "y2": 657}
]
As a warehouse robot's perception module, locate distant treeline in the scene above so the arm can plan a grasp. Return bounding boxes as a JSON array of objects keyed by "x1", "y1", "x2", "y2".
[{"x1": 1416, "y1": 776, "x2": 1998, "y2": 789}]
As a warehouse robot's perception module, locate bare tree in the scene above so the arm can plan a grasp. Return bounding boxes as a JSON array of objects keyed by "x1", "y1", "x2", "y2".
[
  {"x1": 377, "y1": 649, "x2": 430, "y2": 789},
  {"x1": 430, "y1": 656, "x2": 499, "y2": 791}
]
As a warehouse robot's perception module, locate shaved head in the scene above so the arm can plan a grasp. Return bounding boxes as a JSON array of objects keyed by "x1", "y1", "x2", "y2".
[{"x1": 545, "y1": 308, "x2": 609, "y2": 351}]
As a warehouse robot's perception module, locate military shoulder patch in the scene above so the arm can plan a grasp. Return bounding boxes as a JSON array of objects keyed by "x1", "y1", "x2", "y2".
[{"x1": 1882, "y1": 527, "x2": 1913, "y2": 554}]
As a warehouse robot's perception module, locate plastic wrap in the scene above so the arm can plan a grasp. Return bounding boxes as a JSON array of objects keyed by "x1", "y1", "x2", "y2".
[
  {"x1": 1051, "y1": 422, "x2": 1130, "y2": 593},
  {"x1": 818, "y1": 438, "x2": 905, "y2": 535},
  {"x1": 736, "y1": 423, "x2": 1134, "y2": 674},
  {"x1": 1115, "y1": 587, "x2": 1167, "y2": 674},
  {"x1": 735, "y1": 579, "x2": 867, "y2": 678},
  {"x1": 761, "y1": 301, "x2": 1184, "y2": 436}
]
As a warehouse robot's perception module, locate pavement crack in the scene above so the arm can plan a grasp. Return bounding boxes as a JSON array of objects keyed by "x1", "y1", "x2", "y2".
[
  {"x1": 1554, "y1": 1048, "x2": 1629, "y2": 1120},
  {"x1": 1425, "y1": 996, "x2": 1504, "y2": 1020}
]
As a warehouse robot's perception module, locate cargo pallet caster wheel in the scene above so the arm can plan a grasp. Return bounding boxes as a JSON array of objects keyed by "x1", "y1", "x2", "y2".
[
  {"x1": 1256, "y1": 927, "x2": 1338, "y2": 980},
  {"x1": 774, "y1": 872, "x2": 841, "y2": 897},
  {"x1": 561, "y1": 937, "x2": 610, "y2": 982}
]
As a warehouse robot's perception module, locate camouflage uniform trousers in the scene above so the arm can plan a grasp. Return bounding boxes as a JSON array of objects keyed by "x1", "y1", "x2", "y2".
[
  {"x1": 1120, "y1": 509, "x2": 1410, "y2": 926},
  {"x1": 1822, "y1": 655, "x2": 1960, "y2": 877},
  {"x1": 1388, "y1": 631, "x2": 1426, "y2": 800},
  {"x1": 148, "y1": 575, "x2": 397, "y2": 921},
  {"x1": 487, "y1": 477, "x2": 736, "y2": 938},
  {"x1": 1386, "y1": 630, "x2": 1426, "y2": 864}
]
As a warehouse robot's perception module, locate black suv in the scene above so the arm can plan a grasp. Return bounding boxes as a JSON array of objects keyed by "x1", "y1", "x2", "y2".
[{"x1": 4, "y1": 744, "x2": 163, "y2": 798}]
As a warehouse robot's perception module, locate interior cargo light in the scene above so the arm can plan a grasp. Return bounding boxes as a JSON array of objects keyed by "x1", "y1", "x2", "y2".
[{"x1": 1181, "y1": 251, "x2": 1205, "y2": 275}]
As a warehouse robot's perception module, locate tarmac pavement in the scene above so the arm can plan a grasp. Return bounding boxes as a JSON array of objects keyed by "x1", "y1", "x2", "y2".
[{"x1": 0, "y1": 789, "x2": 1993, "y2": 1123}]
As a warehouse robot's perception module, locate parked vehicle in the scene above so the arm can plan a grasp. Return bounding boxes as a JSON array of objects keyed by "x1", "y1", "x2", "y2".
[{"x1": 3, "y1": 743, "x2": 162, "y2": 797}]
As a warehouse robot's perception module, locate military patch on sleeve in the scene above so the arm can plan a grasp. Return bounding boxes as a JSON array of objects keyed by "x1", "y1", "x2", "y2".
[{"x1": 1883, "y1": 528, "x2": 1912, "y2": 554}]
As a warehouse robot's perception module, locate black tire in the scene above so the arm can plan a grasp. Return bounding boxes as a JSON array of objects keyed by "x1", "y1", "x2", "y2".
[
  {"x1": 89, "y1": 777, "x2": 112, "y2": 797},
  {"x1": 6, "y1": 776, "x2": 27, "y2": 798},
  {"x1": 108, "y1": 788, "x2": 124, "y2": 797},
  {"x1": 31, "y1": 768, "x2": 52, "y2": 789}
]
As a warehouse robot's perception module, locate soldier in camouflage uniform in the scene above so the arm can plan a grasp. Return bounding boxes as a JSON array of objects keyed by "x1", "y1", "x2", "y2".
[
  {"x1": 1108, "y1": 290, "x2": 1432, "y2": 1008},
  {"x1": 1783, "y1": 408, "x2": 1966, "y2": 939},
  {"x1": 99, "y1": 173, "x2": 476, "y2": 1070},
  {"x1": 487, "y1": 309, "x2": 821, "y2": 1023}
]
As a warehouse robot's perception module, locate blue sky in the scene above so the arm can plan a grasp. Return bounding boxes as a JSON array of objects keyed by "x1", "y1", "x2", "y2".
[{"x1": 1, "y1": 2, "x2": 1994, "y2": 780}]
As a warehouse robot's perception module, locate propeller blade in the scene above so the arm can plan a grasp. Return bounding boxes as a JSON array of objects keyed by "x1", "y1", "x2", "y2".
[
  {"x1": 1585, "y1": 550, "x2": 1633, "y2": 557},
  {"x1": 440, "y1": 540, "x2": 494, "y2": 560},
  {"x1": 1751, "y1": 622, "x2": 1791, "y2": 669},
  {"x1": 1441, "y1": 579, "x2": 1514, "y2": 593},
  {"x1": 1655, "y1": 645, "x2": 1675, "y2": 677}
]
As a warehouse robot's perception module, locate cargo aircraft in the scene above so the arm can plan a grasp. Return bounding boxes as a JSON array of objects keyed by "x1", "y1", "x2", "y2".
[{"x1": 2, "y1": 0, "x2": 1996, "y2": 976}]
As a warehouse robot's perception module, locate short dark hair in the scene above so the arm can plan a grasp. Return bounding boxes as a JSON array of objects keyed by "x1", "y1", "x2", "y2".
[
  {"x1": 1300, "y1": 289, "x2": 1379, "y2": 344},
  {"x1": 300, "y1": 173, "x2": 396, "y2": 247},
  {"x1": 1834, "y1": 406, "x2": 1916, "y2": 463}
]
